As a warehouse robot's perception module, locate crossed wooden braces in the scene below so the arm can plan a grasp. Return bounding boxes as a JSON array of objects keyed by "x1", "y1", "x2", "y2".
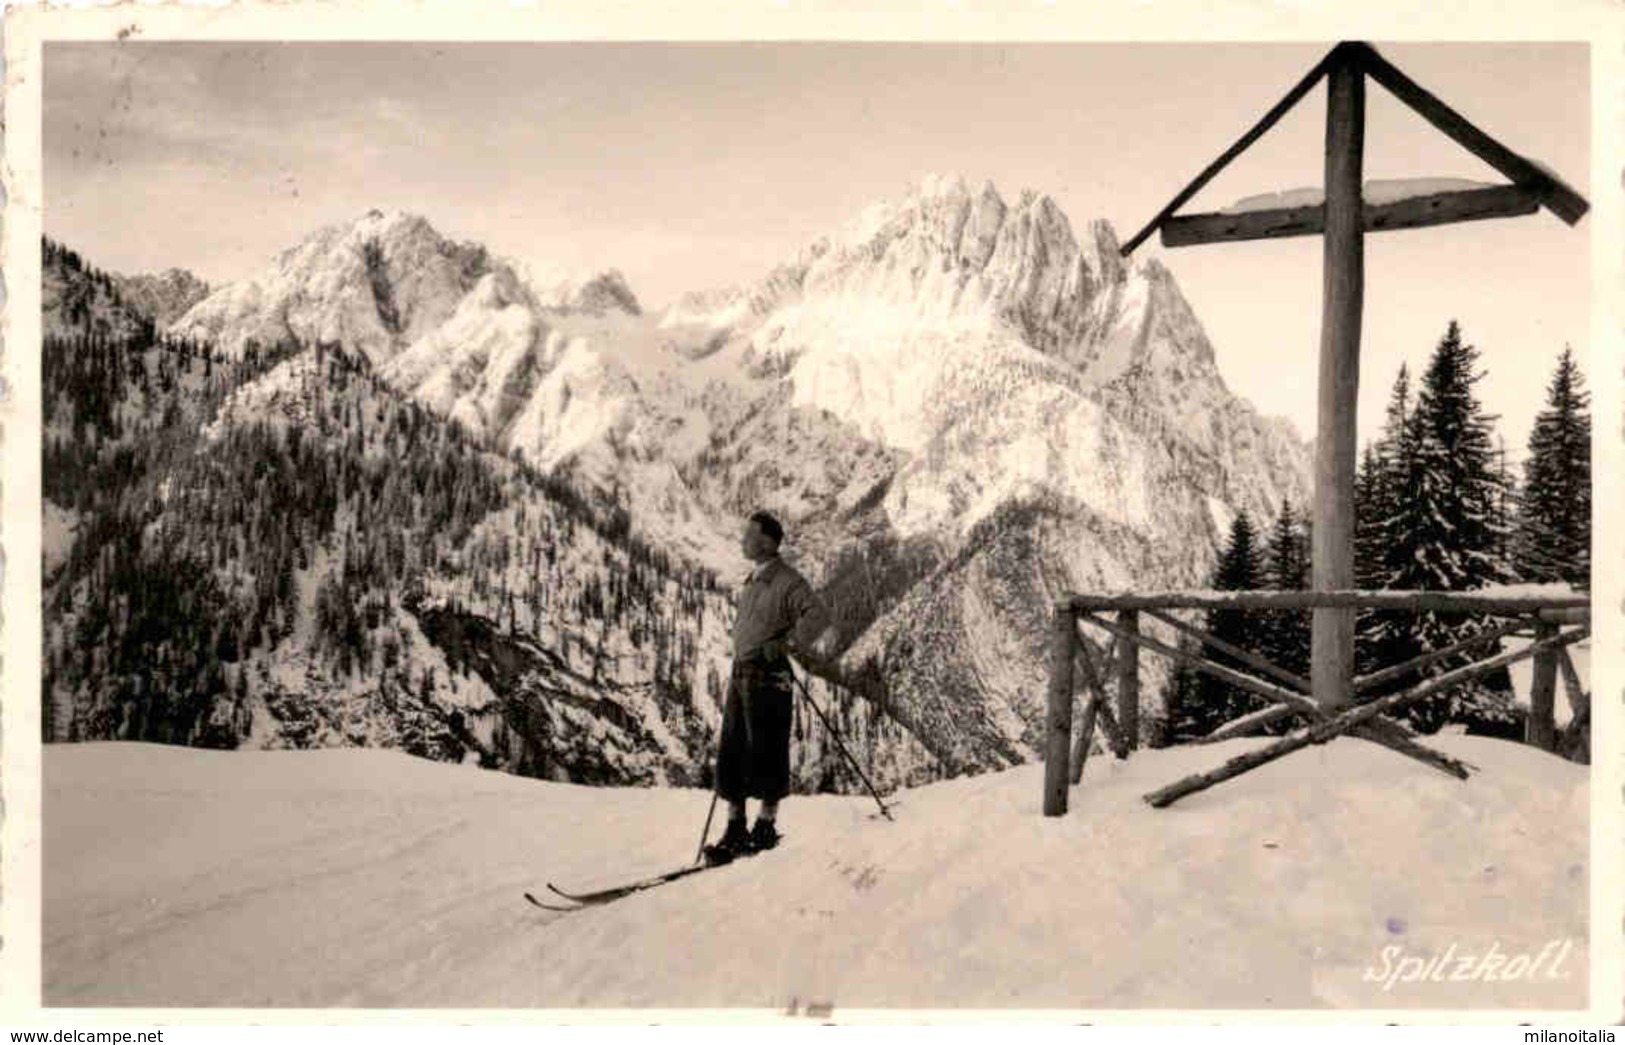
[{"x1": 1045, "y1": 591, "x2": 1591, "y2": 813}]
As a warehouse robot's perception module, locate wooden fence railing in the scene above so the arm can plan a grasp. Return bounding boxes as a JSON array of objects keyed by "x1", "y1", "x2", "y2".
[{"x1": 1043, "y1": 589, "x2": 1591, "y2": 816}]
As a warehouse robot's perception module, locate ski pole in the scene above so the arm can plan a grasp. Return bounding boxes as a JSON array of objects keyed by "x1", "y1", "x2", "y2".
[
  {"x1": 694, "y1": 787, "x2": 720, "y2": 864},
  {"x1": 694, "y1": 704, "x2": 727, "y2": 863},
  {"x1": 790, "y1": 662, "x2": 894, "y2": 821}
]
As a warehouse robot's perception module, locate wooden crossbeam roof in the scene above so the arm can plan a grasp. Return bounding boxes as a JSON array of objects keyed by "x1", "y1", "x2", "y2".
[
  {"x1": 1357, "y1": 44, "x2": 1589, "y2": 225},
  {"x1": 1117, "y1": 44, "x2": 1342, "y2": 256},
  {"x1": 1120, "y1": 41, "x2": 1589, "y2": 256},
  {"x1": 1160, "y1": 183, "x2": 1541, "y2": 248}
]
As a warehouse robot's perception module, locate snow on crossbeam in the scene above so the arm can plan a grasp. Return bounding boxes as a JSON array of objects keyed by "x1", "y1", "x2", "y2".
[
  {"x1": 1223, "y1": 178, "x2": 1492, "y2": 213},
  {"x1": 1119, "y1": 42, "x2": 1588, "y2": 257},
  {"x1": 1161, "y1": 183, "x2": 1541, "y2": 248}
]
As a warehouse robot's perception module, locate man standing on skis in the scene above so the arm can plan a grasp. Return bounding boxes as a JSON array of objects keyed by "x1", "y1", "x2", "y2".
[{"x1": 708, "y1": 510, "x2": 839, "y2": 862}]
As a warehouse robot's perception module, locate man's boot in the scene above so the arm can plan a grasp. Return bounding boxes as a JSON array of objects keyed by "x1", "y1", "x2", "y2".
[
  {"x1": 748, "y1": 817, "x2": 780, "y2": 853},
  {"x1": 704, "y1": 817, "x2": 751, "y2": 866}
]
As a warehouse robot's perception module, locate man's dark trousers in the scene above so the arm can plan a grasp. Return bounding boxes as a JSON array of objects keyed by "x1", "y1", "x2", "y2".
[{"x1": 716, "y1": 651, "x2": 794, "y2": 803}]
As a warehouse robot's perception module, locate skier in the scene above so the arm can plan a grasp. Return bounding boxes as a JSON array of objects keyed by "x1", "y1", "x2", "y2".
[
  {"x1": 534, "y1": 512, "x2": 888, "y2": 912},
  {"x1": 707, "y1": 510, "x2": 839, "y2": 862}
]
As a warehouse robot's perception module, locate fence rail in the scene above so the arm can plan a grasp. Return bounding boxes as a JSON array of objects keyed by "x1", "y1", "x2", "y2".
[
  {"x1": 1063, "y1": 590, "x2": 1589, "y2": 615},
  {"x1": 1043, "y1": 588, "x2": 1590, "y2": 815}
]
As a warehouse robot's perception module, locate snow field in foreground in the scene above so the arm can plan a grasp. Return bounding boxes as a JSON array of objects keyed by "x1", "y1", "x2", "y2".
[{"x1": 44, "y1": 735, "x2": 1586, "y2": 1010}]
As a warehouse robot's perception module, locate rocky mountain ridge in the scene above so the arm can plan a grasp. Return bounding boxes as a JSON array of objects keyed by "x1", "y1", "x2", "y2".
[
  {"x1": 112, "y1": 268, "x2": 211, "y2": 327},
  {"x1": 150, "y1": 176, "x2": 1312, "y2": 770}
]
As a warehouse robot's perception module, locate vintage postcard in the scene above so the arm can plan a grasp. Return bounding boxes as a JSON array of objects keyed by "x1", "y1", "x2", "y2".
[{"x1": 1, "y1": 0, "x2": 1619, "y2": 1026}]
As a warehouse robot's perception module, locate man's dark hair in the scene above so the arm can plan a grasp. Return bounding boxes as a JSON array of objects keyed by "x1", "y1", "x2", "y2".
[{"x1": 748, "y1": 510, "x2": 784, "y2": 546}]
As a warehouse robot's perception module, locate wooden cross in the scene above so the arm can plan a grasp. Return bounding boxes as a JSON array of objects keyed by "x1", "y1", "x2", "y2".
[{"x1": 1121, "y1": 41, "x2": 1587, "y2": 711}]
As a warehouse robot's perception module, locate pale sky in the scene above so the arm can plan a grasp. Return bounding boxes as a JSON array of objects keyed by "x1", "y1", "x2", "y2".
[{"x1": 44, "y1": 41, "x2": 1590, "y2": 457}]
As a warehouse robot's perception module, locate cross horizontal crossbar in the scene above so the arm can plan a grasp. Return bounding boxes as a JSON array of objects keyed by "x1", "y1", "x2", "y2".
[
  {"x1": 1120, "y1": 41, "x2": 1588, "y2": 255},
  {"x1": 1354, "y1": 43, "x2": 1589, "y2": 225},
  {"x1": 1160, "y1": 184, "x2": 1541, "y2": 248},
  {"x1": 1119, "y1": 44, "x2": 1342, "y2": 256}
]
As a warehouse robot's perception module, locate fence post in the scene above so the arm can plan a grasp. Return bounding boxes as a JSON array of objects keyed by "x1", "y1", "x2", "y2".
[
  {"x1": 1116, "y1": 610, "x2": 1140, "y2": 750},
  {"x1": 1044, "y1": 606, "x2": 1078, "y2": 816},
  {"x1": 1526, "y1": 620, "x2": 1559, "y2": 752}
]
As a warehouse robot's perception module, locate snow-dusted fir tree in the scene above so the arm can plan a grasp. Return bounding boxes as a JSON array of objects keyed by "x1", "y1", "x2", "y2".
[
  {"x1": 1354, "y1": 445, "x2": 1388, "y2": 591},
  {"x1": 1164, "y1": 510, "x2": 1264, "y2": 742},
  {"x1": 1513, "y1": 347, "x2": 1591, "y2": 589},
  {"x1": 1355, "y1": 366, "x2": 1422, "y2": 683},
  {"x1": 1379, "y1": 321, "x2": 1515, "y2": 732},
  {"x1": 1260, "y1": 500, "x2": 1311, "y2": 687},
  {"x1": 1399, "y1": 321, "x2": 1512, "y2": 588}
]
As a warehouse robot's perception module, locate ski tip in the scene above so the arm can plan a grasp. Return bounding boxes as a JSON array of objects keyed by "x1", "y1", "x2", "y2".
[{"x1": 524, "y1": 892, "x2": 578, "y2": 913}]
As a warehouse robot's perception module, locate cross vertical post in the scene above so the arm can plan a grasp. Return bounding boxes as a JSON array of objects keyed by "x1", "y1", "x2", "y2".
[
  {"x1": 1310, "y1": 50, "x2": 1366, "y2": 710},
  {"x1": 1102, "y1": 40, "x2": 1591, "y2": 809},
  {"x1": 1043, "y1": 605, "x2": 1078, "y2": 816}
]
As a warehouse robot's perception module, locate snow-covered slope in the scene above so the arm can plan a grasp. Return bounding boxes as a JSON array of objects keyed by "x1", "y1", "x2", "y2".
[{"x1": 45, "y1": 738, "x2": 1588, "y2": 1009}]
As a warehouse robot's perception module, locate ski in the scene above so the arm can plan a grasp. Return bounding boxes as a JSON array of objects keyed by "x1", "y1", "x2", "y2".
[
  {"x1": 544, "y1": 863, "x2": 711, "y2": 906},
  {"x1": 543, "y1": 838, "x2": 782, "y2": 907}
]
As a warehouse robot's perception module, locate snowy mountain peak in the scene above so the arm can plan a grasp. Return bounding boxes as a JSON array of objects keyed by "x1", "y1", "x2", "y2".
[
  {"x1": 535, "y1": 268, "x2": 643, "y2": 317},
  {"x1": 171, "y1": 209, "x2": 498, "y2": 364},
  {"x1": 661, "y1": 178, "x2": 1259, "y2": 424},
  {"x1": 1082, "y1": 218, "x2": 1127, "y2": 287},
  {"x1": 773, "y1": 177, "x2": 1129, "y2": 370},
  {"x1": 357, "y1": 206, "x2": 430, "y2": 233},
  {"x1": 915, "y1": 171, "x2": 971, "y2": 197}
]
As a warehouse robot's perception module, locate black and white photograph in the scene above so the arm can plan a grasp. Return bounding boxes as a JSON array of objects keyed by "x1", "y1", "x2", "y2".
[{"x1": 2, "y1": 2, "x2": 1616, "y2": 1022}]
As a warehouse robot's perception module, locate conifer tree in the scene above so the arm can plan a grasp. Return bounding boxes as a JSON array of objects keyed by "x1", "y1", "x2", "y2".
[
  {"x1": 1380, "y1": 321, "x2": 1515, "y2": 732},
  {"x1": 1261, "y1": 500, "x2": 1311, "y2": 685},
  {"x1": 1353, "y1": 444, "x2": 1387, "y2": 591},
  {"x1": 1165, "y1": 510, "x2": 1264, "y2": 741},
  {"x1": 1357, "y1": 366, "x2": 1422, "y2": 681},
  {"x1": 1513, "y1": 347, "x2": 1591, "y2": 589},
  {"x1": 1391, "y1": 322, "x2": 1509, "y2": 592}
]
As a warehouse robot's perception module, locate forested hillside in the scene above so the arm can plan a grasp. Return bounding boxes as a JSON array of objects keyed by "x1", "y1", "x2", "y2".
[{"x1": 43, "y1": 236, "x2": 939, "y2": 791}]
